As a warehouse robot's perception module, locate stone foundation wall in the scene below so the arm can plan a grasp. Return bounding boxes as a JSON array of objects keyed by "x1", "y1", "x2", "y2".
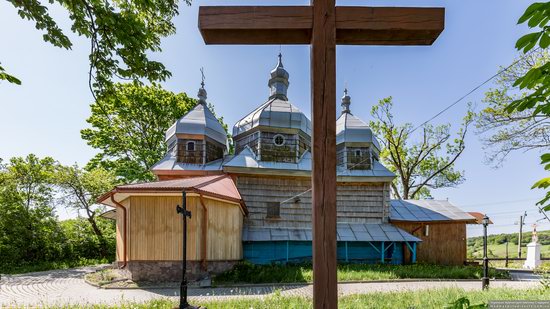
[{"x1": 122, "y1": 260, "x2": 238, "y2": 282}]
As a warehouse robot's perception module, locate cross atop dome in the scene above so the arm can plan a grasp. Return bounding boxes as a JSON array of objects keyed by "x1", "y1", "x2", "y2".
[
  {"x1": 268, "y1": 53, "x2": 289, "y2": 101},
  {"x1": 198, "y1": 67, "x2": 207, "y2": 104}
]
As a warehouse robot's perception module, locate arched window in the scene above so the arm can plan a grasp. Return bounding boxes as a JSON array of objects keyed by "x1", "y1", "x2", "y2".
[
  {"x1": 273, "y1": 134, "x2": 286, "y2": 147},
  {"x1": 186, "y1": 141, "x2": 195, "y2": 152},
  {"x1": 355, "y1": 149, "x2": 362, "y2": 157}
]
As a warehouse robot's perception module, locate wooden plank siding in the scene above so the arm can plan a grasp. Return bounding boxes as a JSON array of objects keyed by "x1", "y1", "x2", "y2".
[
  {"x1": 393, "y1": 222, "x2": 467, "y2": 265},
  {"x1": 235, "y1": 175, "x2": 390, "y2": 228},
  {"x1": 115, "y1": 198, "x2": 130, "y2": 263},
  {"x1": 116, "y1": 195, "x2": 243, "y2": 262}
]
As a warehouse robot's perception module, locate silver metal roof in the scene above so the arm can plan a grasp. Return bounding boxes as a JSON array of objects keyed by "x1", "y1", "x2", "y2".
[
  {"x1": 233, "y1": 54, "x2": 311, "y2": 137},
  {"x1": 268, "y1": 53, "x2": 290, "y2": 101},
  {"x1": 165, "y1": 92, "x2": 227, "y2": 145},
  {"x1": 233, "y1": 98, "x2": 312, "y2": 137},
  {"x1": 390, "y1": 199, "x2": 476, "y2": 222},
  {"x1": 242, "y1": 223, "x2": 421, "y2": 242},
  {"x1": 223, "y1": 146, "x2": 394, "y2": 179},
  {"x1": 336, "y1": 89, "x2": 381, "y2": 149},
  {"x1": 336, "y1": 112, "x2": 381, "y2": 150}
]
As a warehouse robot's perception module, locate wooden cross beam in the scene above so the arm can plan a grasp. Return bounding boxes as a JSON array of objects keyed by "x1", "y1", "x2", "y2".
[
  {"x1": 199, "y1": 6, "x2": 444, "y2": 45},
  {"x1": 198, "y1": 3, "x2": 444, "y2": 308}
]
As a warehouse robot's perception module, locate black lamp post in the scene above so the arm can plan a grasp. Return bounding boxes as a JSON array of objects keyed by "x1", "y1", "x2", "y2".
[
  {"x1": 176, "y1": 191, "x2": 198, "y2": 309},
  {"x1": 482, "y1": 214, "x2": 490, "y2": 290}
]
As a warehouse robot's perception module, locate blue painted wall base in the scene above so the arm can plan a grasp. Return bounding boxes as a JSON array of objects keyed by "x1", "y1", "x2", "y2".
[{"x1": 243, "y1": 241, "x2": 412, "y2": 265}]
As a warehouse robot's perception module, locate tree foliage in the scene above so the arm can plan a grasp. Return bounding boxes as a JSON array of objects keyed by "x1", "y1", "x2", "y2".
[
  {"x1": 0, "y1": 155, "x2": 63, "y2": 267},
  {"x1": 0, "y1": 63, "x2": 21, "y2": 85},
  {"x1": 55, "y1": 165, "x2": 117, "y2": 255},
  {"x1": 81, "y1": 82, "x2": 197, "y2": 182},
  {"x1": 5, "y1": 0, "x2": 188, "y2": 93},
  {"x1": 502, "y1": 2, "x2": 550, "y2": 210},
  {"x1": 370, "y1": 97, "x2": 474, "y2": 200},
  {"x1": 0, "y1": 155, "x2": 116, "y2": 272},
  {"x1": 477, "y1": 50, "x2": 550, "y2": 164}
]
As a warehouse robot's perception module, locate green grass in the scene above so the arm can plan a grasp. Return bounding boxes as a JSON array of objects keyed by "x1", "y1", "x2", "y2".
[
  {"x1": 469, "y1": 243, "x2": 550, "y2": 259},
  {"x1": 212, "y1": 262, "x2": 509, "y2": 285},
  {"x1": 37, "y1": 287, "x2": 550, "y2": 308},
  {"x1": 0, "y1": 258, "x2": 111, "y2": 275}
]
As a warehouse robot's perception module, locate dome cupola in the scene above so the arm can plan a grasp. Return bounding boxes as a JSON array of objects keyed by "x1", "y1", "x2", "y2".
[
  {"x1": 268, "y1": 53, "x2": 290, "y2": 101},
  {"x1": 233, "y1": 54, "x2": 311, "y2": 163},
  {"x1": 336, "y1": 89, "x2": 381, "y2": 170},
  {"x1": 164, "y1": 73, "x2": 227, "y2": 165}
]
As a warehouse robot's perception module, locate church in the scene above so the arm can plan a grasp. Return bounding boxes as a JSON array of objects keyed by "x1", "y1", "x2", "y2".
[{"x1": 98, "y1": 54, "x2": 479, "y2": 281}]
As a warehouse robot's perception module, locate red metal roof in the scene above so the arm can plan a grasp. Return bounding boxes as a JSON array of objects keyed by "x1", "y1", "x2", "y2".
[
  {"x1": 467, "y1": 212, "x2": 494, "y2": 225},
  {"x1": 97, "y1": 175, "x2": 246, "y2": 213}
]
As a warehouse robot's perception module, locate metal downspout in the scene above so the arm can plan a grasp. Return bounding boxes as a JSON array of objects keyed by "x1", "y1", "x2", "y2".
[
  {"x1": 110, "y1": 192, "x2": 128, "y2": 269},
  {"x1": 198, "y1": 193, "x2": 208, "y2": 271}
]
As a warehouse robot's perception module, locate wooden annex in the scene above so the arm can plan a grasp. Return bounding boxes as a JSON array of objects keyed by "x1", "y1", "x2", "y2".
[
  {"x1": 98, "y1": 175, "x2": 246, "y2": 281},
  {"x1": 390, "y1": 200, "x2": 478, "y2": 265}
]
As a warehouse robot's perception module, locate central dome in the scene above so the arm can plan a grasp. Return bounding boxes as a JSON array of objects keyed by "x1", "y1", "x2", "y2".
[{"x1": 233, "y1": 54, "x2": 311, "y2": 138}]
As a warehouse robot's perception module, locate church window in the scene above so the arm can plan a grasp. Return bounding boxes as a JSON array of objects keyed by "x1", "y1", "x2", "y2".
[
  {"x1": 273, "y1": 134, "x2": 286, "y2": 147},
  {"x1": 187, "y1": 141, "x2": 196, "y2": 151},
  {"x1": 266, "y1": 202, "x2": 280, "y2": 219}
]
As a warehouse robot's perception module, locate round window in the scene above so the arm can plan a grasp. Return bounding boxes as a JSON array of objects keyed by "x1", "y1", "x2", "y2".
[{"x1": 273, "y1": 134, "x2": 286, "y2": 146}]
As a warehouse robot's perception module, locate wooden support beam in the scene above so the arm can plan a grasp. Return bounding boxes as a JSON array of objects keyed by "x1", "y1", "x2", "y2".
[
  {"x1": 199, "y1": 6, "x2": 444, "y2": 45},
  {"x1": 199, "y1": 6, "x2": 312, "y2": 44},
  {"x1": 311, "y1": 0, "x2": 337, "y2": 307},
  {"x1": 335, "y1": 7, "x2": 444, "y2": 45}
]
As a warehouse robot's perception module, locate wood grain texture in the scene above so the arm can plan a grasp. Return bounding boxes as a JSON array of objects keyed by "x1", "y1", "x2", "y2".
[
  {"x1": 124, "y1": 196, "x2": 242, "y2": 262},
  {"x1": 335, "y1": 6, "x2": 444, "y2": 45},
  {"x1": 235, "y1": 175, "x2": 387, "y2": 228},
  {"x1": 198, "y1": 6, "x2": 444, "y2": 46},
  {"x1": 199, "y1": 6, "x2": 312, "y2": 44},
  {"x1": 394, "y1": 222, "x2": 467, "y2": 265},
  {"x1": 115, "y1": 198, "x2": 130, "y2": 263},
  {"x1": 311, "y1": 0, "x2": 337, "y2": 307}
]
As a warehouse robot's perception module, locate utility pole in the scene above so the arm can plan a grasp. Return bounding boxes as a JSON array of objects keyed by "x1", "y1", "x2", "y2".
[
  {"x1": 518, "y1": 211, "x2": 527, "y2": 259},
  {"x1": 505, "y1": 239, "x2": 509, "y2": 268}
]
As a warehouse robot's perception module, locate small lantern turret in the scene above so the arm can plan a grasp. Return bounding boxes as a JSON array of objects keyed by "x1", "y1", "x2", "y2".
[
  {"x1": 163, "y1": 69, "x2": 228, "y2": 165},
  {"x1": 336, "y1": 88, "x2": 381, "y2": 170}
]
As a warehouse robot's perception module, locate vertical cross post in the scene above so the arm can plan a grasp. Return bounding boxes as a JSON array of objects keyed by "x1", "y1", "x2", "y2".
[
  {"x1": 311, "y1": 0, "x2": 337, "y2": 307},
  {"x1": 176, "y1": 191, "x2": 195, "y2": 309}
]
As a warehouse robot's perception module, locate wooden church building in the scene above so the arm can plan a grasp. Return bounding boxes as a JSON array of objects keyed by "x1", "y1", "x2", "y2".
[{"x1": 98, "y1": 54, "x2": 478, "y2": 281}]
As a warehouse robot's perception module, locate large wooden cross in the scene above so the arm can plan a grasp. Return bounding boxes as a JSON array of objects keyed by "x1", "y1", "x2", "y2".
[{"x1": 198, "y1": 2, "x2": 444, "y2": 307}]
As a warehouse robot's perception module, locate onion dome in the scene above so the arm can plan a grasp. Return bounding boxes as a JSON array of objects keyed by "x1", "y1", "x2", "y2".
[
  {"x1": 336, "y1": 89, "x2": 380, "y2": 150},
  {"x1": 165, "y1": 81, "x2": 227, "y2": 146},
  {"x1": 233, "y1": 53, "x2": 311, "y2": 138},
  {"x1": 268, "y1": 53, "x2": 290, "y2": 100}
]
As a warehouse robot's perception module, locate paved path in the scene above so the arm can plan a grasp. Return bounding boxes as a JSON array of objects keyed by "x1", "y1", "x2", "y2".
[
  {"x1": 0, "y1": 267, "x2": 541, "y2": 307},
  {"x1": 508, "y1": 269, "x2": 542, "y2": 281}
]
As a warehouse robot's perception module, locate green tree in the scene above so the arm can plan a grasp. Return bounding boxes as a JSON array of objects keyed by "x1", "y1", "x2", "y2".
[
  {"x1": 81, "y1": 82, "x2": 197, "y2": 182},
  {"x1": 0, "y1": 63, "x2": 21, "y2": 85},
  {"x1": 55, "y1": 165, "x2": 117, "y2": 256},
  {"x1": 370, "y1": 97, "x2": 474, "y2": 200},
  {"x1": 60, "y1": 217, "x2": 116, "y2": 260},
  {"x1": 477, "y1": 50, "x2": 550, "y2": 165},
  {"x1": 4, "y1": 0, "x2": 188, "y2": 92},
  {"x1": 503, "y1": 2, "x2": 550, "y2": 210},
  {"x1": 0, "y1": 155, "x2": 65, "y2": 267}
]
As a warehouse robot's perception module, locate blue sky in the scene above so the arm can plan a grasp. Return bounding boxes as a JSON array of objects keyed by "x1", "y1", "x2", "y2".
[{"x1": 0, "y1": 0, "x2": 546, "y2": 236}]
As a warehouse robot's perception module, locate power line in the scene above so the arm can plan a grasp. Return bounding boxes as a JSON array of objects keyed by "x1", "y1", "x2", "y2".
[
  {"x1": 409, "y1": 47, "x2": 541, "y2": 134},
  {"x1": 459, "y1": 198, "x2": 540, "y2": 209}
]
